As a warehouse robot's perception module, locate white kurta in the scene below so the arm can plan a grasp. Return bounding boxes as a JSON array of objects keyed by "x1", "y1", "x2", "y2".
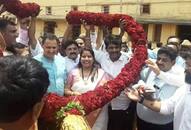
[{"x1": 160, "y1": 83, "x2": 191, "y2": 130}]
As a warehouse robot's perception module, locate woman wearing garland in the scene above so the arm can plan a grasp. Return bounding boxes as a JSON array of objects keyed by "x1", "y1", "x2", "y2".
[{"x1": 64, "y1": 47, "x2": 112, "y2": 129}]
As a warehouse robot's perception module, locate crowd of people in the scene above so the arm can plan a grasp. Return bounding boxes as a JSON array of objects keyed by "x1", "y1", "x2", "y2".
[{"x1": 0, "y1": 3, "x2": 191, "y2": 130}]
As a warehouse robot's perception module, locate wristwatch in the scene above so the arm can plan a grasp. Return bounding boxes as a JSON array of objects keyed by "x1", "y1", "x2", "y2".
[{"x1": 138, "y1": 94, "x2": 144, "y2": 104}]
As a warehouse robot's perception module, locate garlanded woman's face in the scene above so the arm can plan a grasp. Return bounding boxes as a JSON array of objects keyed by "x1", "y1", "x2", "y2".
[{"x1": 80, "y1": 50, "x2": 94, "y2": 68}]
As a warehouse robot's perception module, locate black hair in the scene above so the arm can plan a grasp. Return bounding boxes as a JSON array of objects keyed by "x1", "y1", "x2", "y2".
[
  {"x1": 184, "y1": 51, "x2": 191, "y2": 59},
  {"x1": 167, "y1": 36, "x2": 181, "y2": 44},
  {"x1": 167, "y1": 42, "x2": 179, "y2": 53},
  {"x1": 62, "y1": 40, "x2": 78, "y2": 50},
  {"x1": 14, "y1": 42, "x2": 27, "y2": 49},
  {"x1": 0, "y1": 56, "x2": 49, "y2": 122},
  {"x1": 104, "y1": 34, "x2": 122, "y2": 49},
  {"x1": 147, "y1": 41, "x2": 152, "y2": 49},
  {"x1": 156, "y1": 42, "x2": 163, "y2": 48},
  {"x1": 0, "y1": 18, "x2": 16, "y2": 32},
  {"x1": 78, "y1": 47, "x2": 97, "y2": 68},
  {"x1": 41, "y1": 33, "x2": 59, "y2": 46},
  {"x1": 157, "y1": 46, "x2": 177, "y2": 61},
  {"x1": 78, "y1": 47, "x2": 100, "y2": 82}
]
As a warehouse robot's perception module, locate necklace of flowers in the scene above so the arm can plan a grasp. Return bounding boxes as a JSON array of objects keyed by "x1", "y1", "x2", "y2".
[
  {"x1": 0, "y1": 0, "x2": 40, "y2": 18},
  {"x1": 40, "y1": 11, "x2": 148, "y2": 122}
]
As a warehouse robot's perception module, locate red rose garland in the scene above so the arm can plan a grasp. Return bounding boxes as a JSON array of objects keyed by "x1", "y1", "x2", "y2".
[
  {"x1": 66, "y1": 11, "x2": 147, "y2": 48},
  {"x1": 0, "y1": 0, "x2": 40, "y2": 18},
  {"x1": 40, "y1": 11, "x2": 148, "y2": 122}
]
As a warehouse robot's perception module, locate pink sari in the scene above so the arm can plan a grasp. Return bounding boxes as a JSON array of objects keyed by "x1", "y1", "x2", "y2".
[{"x1": 66, "y1": 68, "x2": 112, "y2": 128}]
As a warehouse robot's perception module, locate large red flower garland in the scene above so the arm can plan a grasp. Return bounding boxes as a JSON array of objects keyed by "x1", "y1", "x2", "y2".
[
  {"x1": 66, "y1": 11, "x2": 147, "y2": 48},
  {"x1": 0, "y1": 0, "x2": 40, "y2": 18},
  {"x1": 40, "y1": 11, "x2": 148, "y2": 122}
]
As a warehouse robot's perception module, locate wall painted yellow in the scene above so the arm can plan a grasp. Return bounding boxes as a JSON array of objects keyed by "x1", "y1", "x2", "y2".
[
  {"x1": 161, "y1": 24, "x2": 177, "y2": 44},
  {"x1": 147, "y1": 24, "x2": 155, "y2": 42},
  {"x1": 21, "y1": 0, "x2": 191, "y2": 43},
  {"x1": 35, "y1": 20, "x2": 44, "y2": 38}
]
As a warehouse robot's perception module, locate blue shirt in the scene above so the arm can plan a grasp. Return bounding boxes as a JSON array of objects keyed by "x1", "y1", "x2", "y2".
[
  {"x1": 176, "y1": 56, "x2": 185, "y2": 68},
  {"x1": 34, "y1": 54, "x2": 67, "y2": 96},
  {"x1": 148, "y1": 49, "x2": 157, "y2": 60}
]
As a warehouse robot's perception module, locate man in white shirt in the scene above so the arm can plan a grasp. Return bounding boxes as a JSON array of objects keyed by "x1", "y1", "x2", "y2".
[
  {"x1": 94, "y1": 34, "x2": 135, "y2": 130},
  {"x1": 62, "y1": 40, "x2": 80, "y2": 73},
  {"x1": 126, "y1": 51, "x2": 191, "y2": 130},
  {"x1": 137, "y1": 46, "x2": 185, "y2": 130}
]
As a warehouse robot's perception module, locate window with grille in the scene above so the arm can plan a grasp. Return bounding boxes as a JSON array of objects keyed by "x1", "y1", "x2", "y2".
[
  {"x1": 141, "y1": 4, "x2": 150, "y2": 14},
  {"x1": 46, "y1": 6, "x2": 52, "y2": 15},
  {"x1": 101, "y1": 5, "x2": 109, "y2": 13}
]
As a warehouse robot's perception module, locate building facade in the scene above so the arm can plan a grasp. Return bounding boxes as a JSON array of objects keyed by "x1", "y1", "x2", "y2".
[{"x1": 22, "y1": 0, "x2": 191, "y2": 44}]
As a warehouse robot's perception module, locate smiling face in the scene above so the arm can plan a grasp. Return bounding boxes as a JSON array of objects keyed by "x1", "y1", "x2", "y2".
[
  {"x1": 65, "y1": 43, "x2": 79, "y2": 60},
  {"x1": 156, "y1": 53, "x2": 175, "y2": 72},
  {"x1": 106, "y1": 43, "x2": 121, "y2": 62},
  {"x1": 80, "y1": 50, "x2": 94, "y2": 69},
  {"x1": 42, "y1": 39, "x2": 58, "y2": 60}
]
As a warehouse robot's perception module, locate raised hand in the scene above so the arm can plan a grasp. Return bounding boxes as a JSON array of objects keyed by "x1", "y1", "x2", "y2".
[
  {"x1": 80, "y1": 19, "x2": 90, "y2": 32},
  {"x1": 145, "y1": 59, "x2": 160, "y2": 75},
  {"x1": 18, "y1": 17, "x2": 30, "y2": 30},
  {"x1": 119, "y1": 18, "x2": 127, "y2": 37}
]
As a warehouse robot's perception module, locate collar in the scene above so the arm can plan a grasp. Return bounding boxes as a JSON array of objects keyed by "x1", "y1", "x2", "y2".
[
  {"x1": 65, "y1": 55, "x2": 80, "y2": 63},
  {"x1": 106, "y1": 52, "x2": 127, "y2": 62}
]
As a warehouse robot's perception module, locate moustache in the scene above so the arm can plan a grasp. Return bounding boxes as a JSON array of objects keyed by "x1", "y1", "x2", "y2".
[{"x1": 69, "y1": 52, "x2": 77, "y2": 55}]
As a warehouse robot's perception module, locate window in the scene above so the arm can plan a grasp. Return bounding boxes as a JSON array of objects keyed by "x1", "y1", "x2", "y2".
[
  {"x1": 46, "y1": 6, "x2": 52, "y2": 15},
  {"x1": 101, "y1": 5, "x2": 109, "y2": 13},
  {"x1": 141, "y1": 4, "x2": 150, "y2": 14}
]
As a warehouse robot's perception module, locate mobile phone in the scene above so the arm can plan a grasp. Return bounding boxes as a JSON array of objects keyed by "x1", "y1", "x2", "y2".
[{"x1": 144, "y1": 89, "x2": 155, "y2": 93}]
